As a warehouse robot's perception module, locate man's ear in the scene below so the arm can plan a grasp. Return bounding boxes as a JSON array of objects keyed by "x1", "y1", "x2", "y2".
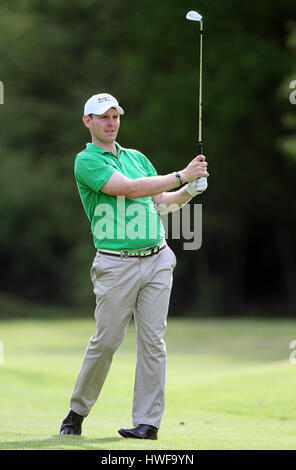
[{"x1": 82, "y1": 114, "x2": 92, "y2": 128}]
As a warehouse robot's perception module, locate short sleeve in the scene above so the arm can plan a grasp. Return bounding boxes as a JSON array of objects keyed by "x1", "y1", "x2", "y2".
[
  {"x1": 74, "y1": 155, "x2": 115, "y2": 192},
  {"x1": 137, "y1": 151, "x2": 158, "y2": 177}
]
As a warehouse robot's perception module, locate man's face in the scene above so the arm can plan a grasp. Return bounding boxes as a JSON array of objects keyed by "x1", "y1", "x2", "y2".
[{"x1": 85, "y1": 107, "x2": 120, "y2": 145}]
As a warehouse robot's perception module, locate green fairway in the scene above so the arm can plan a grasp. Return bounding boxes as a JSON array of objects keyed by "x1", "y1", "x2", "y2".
[{"x1": 0, "y1": 315, "x2": 296, "y2": 450}]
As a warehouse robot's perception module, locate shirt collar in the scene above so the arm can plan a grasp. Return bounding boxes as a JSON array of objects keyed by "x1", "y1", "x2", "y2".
[{"x1": 86, "y1": 142, "x2": 124, "y2": 157}]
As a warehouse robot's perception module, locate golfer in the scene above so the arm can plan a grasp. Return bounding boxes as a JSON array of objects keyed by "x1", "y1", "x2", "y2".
[{"x1": 60, "y1": 93, "x2": 209, "y2": 439}]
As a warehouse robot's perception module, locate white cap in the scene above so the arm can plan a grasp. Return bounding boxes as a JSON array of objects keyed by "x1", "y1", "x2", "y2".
[{"x1": 84, "y1": 93, "x2": 124, "y2": 116}]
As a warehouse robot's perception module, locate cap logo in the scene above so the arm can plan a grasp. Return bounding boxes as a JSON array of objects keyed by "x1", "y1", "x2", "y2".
[{"x1": 98, "y1": 96, "x2": 112, "y2": 103}]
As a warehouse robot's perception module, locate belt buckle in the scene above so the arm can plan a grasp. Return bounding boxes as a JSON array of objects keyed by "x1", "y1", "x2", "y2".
[
  {"x1": 121, "y1": 250, "x2": 129, "y2": 259},
  {"x1": 153, "y1": 245, "x2": 160, "y2": 255}
]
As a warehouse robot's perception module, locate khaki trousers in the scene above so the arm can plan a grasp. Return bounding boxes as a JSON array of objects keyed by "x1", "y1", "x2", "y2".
[{"x1": 70, "y1": 244, "x2": 176, "y2": 429}]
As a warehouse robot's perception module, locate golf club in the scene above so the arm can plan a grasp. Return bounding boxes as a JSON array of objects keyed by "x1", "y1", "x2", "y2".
[{"x1": 186, "y1": 10, "x2": 203, "y2": 155}]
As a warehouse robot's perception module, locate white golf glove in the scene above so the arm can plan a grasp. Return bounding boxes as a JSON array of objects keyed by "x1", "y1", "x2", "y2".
[{"x1": 185, "y1": 177, "x2": 208, "y2": 197}]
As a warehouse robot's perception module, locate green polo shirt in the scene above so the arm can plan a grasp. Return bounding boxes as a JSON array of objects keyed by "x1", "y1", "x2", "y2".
[{"x1": 74, "y1": 142, "x2": 165, "y2": 250}]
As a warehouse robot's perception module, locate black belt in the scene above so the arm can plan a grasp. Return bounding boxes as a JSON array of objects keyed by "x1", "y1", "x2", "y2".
[{"x1": 98, "y1": 243, "x2": 166, "y2": 258}]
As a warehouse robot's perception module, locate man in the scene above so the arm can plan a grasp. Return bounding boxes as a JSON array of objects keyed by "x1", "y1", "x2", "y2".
[{"x1": 60, "y1": 93, "x2": 209, "y2": 440}]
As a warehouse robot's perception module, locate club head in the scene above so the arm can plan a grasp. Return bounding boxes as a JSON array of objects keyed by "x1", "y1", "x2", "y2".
[{"x1": 186, "y1": 11, "x2": 203, "y2": 22}]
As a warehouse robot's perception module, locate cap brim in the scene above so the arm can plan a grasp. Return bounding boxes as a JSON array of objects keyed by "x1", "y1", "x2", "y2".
[
  {"x1": 85, "y1": 103, "x2": 124, "y2": 116},
  {"x1": 113, "y1": 105, "x2": 124, "y2": 115}
]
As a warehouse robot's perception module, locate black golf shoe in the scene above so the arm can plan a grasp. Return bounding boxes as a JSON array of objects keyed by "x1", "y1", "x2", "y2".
[
  {"x1": 60, "y1": 409, "x2": 84, "y2": 435},
  {"x1": 118, "y1": 424, "x2": 158, "y2": 440}
]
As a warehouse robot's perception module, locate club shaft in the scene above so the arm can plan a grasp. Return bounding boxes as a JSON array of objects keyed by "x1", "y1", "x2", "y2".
[{"x1": 198, "y1": 20, "x2": 203, "y2": 153}]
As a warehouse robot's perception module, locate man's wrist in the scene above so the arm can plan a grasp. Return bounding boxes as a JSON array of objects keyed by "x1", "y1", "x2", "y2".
[
  {"x1": 175, "y1": 171, "x2": 183, "y2": 186},
  {"x1": 178, "y1": 169, "x2": 187, "y2": 184}
]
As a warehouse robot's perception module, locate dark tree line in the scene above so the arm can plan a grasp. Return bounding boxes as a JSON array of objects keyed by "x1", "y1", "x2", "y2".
[{"x1": 0, "y1": 0, "x2": 295, "y2": 316}]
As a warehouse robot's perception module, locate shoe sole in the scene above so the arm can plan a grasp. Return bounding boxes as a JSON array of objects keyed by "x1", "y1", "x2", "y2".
[
  {"x1": 60, "y1": 427, "x2": 82, "y2": 436},
  {"x1": 118, "y1": 429, "x2": 157, "y2": 440}
]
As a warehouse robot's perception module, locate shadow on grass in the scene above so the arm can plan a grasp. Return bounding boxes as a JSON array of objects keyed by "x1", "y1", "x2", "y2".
[{"x1": 0, "y1": 435, "x2": 123, "y2": 450}]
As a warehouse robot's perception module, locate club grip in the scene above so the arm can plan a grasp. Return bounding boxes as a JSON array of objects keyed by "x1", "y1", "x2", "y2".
[{"x1": 198, "y1": 141, "x2": 203, "y2": 155}]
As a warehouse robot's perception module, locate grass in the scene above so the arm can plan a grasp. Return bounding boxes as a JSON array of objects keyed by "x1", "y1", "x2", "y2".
[{"x1": 0, "y1": 313, "x2": 296, "y2": 450}]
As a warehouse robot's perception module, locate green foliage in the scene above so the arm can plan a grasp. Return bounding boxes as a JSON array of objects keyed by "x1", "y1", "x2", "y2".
[
  {"x1": 0, "y1": 0, "x2": 295, "y2": 314},
  {"x1": 279, "y1": 22, "x2": 296, "y2": 161}
]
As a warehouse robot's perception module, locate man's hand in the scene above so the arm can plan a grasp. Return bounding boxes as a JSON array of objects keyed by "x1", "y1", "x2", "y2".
[
  {"x1": 185, "y1": 176, "x2": 208, "y2": 197},
  {"x1": 179, "y1": 155, "x2": 209, "y2": 183}
]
